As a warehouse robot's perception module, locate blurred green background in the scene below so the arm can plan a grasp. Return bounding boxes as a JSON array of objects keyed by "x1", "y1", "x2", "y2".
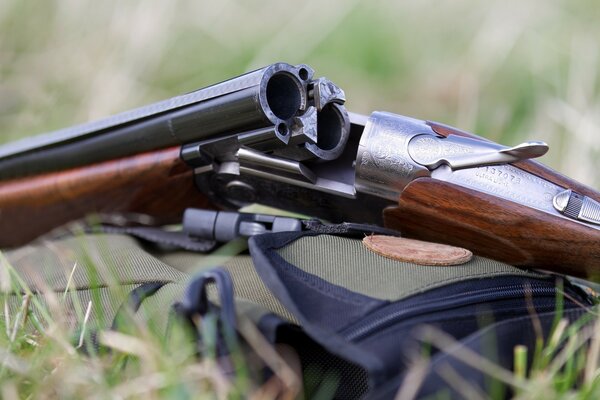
[{"x1": 1, "y1": 0, "x2": 599, "y2": 187}]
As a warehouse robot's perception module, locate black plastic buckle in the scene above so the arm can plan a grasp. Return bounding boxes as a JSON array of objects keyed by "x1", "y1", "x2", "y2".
[
  {"x1": 183, "y1": 208, "x2": 303, "y2": 242},
  {"x1": 175, "y1": 268, "x2": 238, "y2": 358}
]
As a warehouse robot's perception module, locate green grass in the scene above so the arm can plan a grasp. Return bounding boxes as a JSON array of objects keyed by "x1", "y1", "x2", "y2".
[
  {"x1": 0, "y1": 250, "x2": 257, "y2": 399},
  {"x1": 1, "y1": 0, "x2": 600, "y2": 187}
]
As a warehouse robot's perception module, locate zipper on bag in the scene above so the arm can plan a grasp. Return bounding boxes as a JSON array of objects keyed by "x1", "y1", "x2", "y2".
[{"x1": 340, "y1": 279, "x2": 587, "y2": 342}]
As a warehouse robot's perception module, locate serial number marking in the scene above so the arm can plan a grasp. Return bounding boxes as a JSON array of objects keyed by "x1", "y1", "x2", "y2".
[
  {"x1": 475, "y1": 166, "x2": 522, "y2": 187},
  {"x1": 447, "y1": 164, "x2": 560, "y2": 213}
]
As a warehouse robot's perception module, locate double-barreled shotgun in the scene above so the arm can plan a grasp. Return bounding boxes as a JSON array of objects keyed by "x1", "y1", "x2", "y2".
[{"x1": 0, "y1": 62, "x2": 599, "y2": 277}]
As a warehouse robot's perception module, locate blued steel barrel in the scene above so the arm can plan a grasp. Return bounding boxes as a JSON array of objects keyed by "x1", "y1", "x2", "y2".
[{"x1": 0, "y1": 63, "x2": 312, "y2": 179}]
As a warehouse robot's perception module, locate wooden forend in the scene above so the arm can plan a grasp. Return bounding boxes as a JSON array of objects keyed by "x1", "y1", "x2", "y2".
[{"x1": 0, "y1": 147, "x2": 211, "y2": 248}]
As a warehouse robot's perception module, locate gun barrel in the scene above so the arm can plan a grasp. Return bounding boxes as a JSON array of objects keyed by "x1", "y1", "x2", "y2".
[{"x1": 0, "y1": 63, "x2": 312, "y2": 180}]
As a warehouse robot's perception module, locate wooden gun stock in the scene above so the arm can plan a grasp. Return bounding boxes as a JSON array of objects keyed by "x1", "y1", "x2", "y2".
[
  {"x1": 383, "y1": 122, "x2": 600, "y2": 277},
  {"x1": 0, "y1": 147, "x2": 211, "y2": 248},
  {"x1": 384, "y1": 179, "x2": 600, "y2": 277}
]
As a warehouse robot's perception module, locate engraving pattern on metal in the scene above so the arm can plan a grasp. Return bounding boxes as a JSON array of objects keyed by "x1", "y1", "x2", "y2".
[{"x1": 355, "y1": 112, "x2": 430, "y2": 200}]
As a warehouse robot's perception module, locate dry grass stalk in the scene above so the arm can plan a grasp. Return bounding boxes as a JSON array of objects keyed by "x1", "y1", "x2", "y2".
[
  {"x1": 394, "y1": 357, "x2": 429, "y2": 400},
  {"x1": 238, "y1": 317, "x2": 302, "y2": 399}
]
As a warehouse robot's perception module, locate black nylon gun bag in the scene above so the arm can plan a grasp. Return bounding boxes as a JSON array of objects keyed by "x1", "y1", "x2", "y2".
[{"x1": 174, "y1": 229, "x2": 594, "y2": 399}]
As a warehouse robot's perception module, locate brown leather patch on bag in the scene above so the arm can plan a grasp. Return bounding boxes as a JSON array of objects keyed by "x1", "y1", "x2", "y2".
[{"x1": 362, "y1": 235, "x2": 473, "y2": 266}]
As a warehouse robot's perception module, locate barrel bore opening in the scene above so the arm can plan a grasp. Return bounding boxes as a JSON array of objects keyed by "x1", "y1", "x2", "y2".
[
  {"x1": 266, "y1": 73, "x2": 302, "y2": 120},
  {"x1": 276, "y1": 123, "x2": 288, "y2": 136},
  {"x1": 298, "y1": 68, "x2": 309, "y2": 81},
  {"x1": 316, "y1": 104, "x2": 343, "y2": 150}
]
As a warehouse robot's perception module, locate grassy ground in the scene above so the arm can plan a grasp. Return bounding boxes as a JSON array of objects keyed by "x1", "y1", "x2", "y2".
[
  {"x1": 2, "y1": 1, "x2": 600, "y2": 398},
  {"x1": 1, "y1": 248, "x2": 600, "y2": 399}
]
